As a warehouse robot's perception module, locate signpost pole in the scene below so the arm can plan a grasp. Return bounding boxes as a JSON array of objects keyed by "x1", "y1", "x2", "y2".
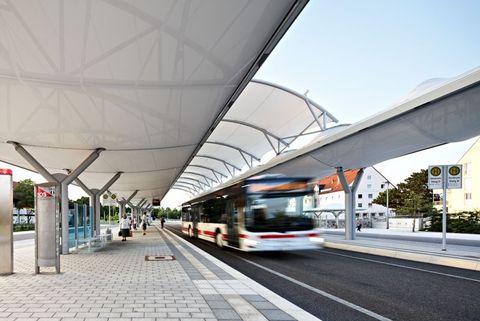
[{"x1": 442, "y1": 166, "x2": 447, "y2": 251}]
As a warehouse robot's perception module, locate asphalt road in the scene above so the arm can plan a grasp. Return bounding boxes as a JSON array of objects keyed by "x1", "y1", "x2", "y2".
[{"x1": 166, "y1": 223, "x2": 480, "y2": 321}]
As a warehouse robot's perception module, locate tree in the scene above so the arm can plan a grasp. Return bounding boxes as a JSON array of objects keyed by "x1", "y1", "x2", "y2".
[
  {"x1": 75, "y1": 196, "x2": 90, "y2": 205},
  {"x1": 13, "y1": 179, "x2": 35, "y2": 224},
  {"x1": 373, "y1": 169, "x2": 434, "y2": 223}
]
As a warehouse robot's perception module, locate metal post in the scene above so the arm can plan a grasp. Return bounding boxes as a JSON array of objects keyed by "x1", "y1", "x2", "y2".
[
  {"x1": 337, "y1": 167, "x2": 364, "y2": 240},
  {"x1": 74, "y1": 203, "x2": 79, "y2": 251},
  {"x1": 337, "y1": 167, "x2": 354, "y2": 240},
  {"x1": 83, "y1": 204, "x2": 87, "y2": 239},
  {"x1": 0, "y1": 169, "x2": 14, "y2": 275},
  {"x1": 61, "y1": 181, "x2": 69, "y2": 254},
  {"x1": 442, "y1": 166, "x2": 447, "y2": 251},
  {"x1": 386, "y1": 182, "x2": 390, "y2": 229}
]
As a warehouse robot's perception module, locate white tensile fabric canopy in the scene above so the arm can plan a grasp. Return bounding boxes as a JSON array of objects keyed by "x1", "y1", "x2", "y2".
[
  {"x1": 0, "y1": 0, "x2": 308, "y2": 202},
  {"x1": 173, "y1": 79, "x2": 339, "y2": 195},
  {"x1": 187, "y1": 67, "x2": 480, "y2": 200}
]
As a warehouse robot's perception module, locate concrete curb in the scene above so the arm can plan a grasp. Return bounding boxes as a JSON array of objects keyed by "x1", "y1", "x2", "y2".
[{"x1": 324, "y1": 241, "x2": 480, "y2": 271}]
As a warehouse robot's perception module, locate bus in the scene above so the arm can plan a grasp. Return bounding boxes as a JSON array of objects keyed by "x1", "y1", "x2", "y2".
[{"x1": 181, "y1": 175, "x2": 324, "y2": 251}]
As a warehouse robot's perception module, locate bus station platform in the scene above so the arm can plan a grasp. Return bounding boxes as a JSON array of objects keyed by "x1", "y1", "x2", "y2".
[
  {"x1": 1, "y1": 222, "x2": 319, "y2": 321},
  {"x1": 323, "y1": 229, "x2": 480, "y2": 271}
]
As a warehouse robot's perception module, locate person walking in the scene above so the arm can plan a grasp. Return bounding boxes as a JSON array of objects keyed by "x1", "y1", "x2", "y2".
[
  {"x1": 356, "y1": 221, "x2": 362, "y2": 232},
  {"x1": 119, "y1": 214, "x2": 130, "y2": 241},
  {"x1": 161, "y1": 217, "x2": 165, "y2": 229},
  {"x1": 141, "y1": 213, "x2": 147, "y2": 235}
]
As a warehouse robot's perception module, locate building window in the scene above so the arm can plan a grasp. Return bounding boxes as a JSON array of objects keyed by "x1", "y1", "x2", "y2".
[
  {"x1": 368, "y1": 194, "x2": 373, "y2": 199},
  {"x1": 367, "y1": 175, "x2": 372, "y2": 180},
  {"x1": 465, "y1": 193, "x2": 472, "y2": 200},
  {"x1": 464, "y1": 162, "x2": 471, "y2": 176},
  {"x1": 358, "y1": 194, "x2": 363, "y2": 199},
  {"x1": 367, "y1": 184, "x2": 372, "y2": 189},
  {"x1": 357, "y1": 203, "x2": 363, "y2": 208},
  {"x1": 368, "y1": 203, "x2": 372, "y2": 208}
]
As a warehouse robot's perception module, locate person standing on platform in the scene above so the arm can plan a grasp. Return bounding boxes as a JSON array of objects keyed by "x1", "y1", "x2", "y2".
[
  {"x1": 141, "y1": 213, "x2": 147, "y2": 235},
  {"x1": 161, "y1": 217, "x2": 165, "y2": 229},
  {"x1": 119, "y1": 214, "x2": 130, "y2": 241}
]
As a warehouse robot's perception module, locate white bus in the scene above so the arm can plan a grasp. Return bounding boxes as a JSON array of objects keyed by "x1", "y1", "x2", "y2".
[{"x1": 181, "y1": 175, "x2": 324, "y2": 251}]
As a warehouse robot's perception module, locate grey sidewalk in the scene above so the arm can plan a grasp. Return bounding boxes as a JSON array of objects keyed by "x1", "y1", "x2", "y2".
[
  {"x1": 322, "y1": 229, "x2": 480, "y2": 271},
  {"x1": 1, "y1": 223, "x2": 318, "y2": 321}
]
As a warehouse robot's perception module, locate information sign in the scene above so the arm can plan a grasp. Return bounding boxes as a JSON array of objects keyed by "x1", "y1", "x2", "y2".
[
  {"x1": 447, "y1": 165, "x2": 462, "y2": 189},
  {"x1": 428, "y1": 166, "x2": 443, "y2": 189}
]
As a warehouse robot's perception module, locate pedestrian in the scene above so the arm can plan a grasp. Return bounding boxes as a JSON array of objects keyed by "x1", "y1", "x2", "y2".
[
  {"x1": 356, "y1": 221, "x2": 362, "y2": 232},
  {"x1": 119, "y1": 214, "x2": 130, "y2": 241},
  {"x1": 133, "y1": 217, "x2": 137, "y2": 230},
  {"x1": 161, "y1": 217, "x2": 165, "y2": 229},
  {"x1": 141, "y1": 213, "x2": 147, "y2": 235}
]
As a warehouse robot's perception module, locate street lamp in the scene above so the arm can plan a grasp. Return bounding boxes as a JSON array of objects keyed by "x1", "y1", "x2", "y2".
[
  {"x1": 313, "y1": 184, "x2": 320, "y2": 208},
  {"x1": 383, "y1": 181, "x2": 390, "y2": 229}
]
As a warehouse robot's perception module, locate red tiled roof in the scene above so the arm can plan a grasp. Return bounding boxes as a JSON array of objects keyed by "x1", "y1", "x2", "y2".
[{"x1": 314, "y1": 169, "x2": 360, "y2": 194}]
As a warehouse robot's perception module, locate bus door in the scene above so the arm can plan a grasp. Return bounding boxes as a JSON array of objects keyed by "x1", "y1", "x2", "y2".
[{"x1": 226, "y1": 200, "x2": 240, "y2": 248}]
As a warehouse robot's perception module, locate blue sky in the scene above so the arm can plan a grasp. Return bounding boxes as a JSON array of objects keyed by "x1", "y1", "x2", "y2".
[
  {"x1": 252, "y1": 0, "x2": 480, "y2": 187},
  {"x1": 257, "y1": 0, "x2": 480, "y2": 123}
]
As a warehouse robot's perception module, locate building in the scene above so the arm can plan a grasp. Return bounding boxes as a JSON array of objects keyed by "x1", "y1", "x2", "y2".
[
  {"x1": 313, "y1": 167, "x2": 392, "y2": 228},
  {"x1": 445, "y1": 137, "x2": 480, "y2": 213}
]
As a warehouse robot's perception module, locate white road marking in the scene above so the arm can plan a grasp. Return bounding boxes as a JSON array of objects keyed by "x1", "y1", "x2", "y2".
[
  {"x1": 323, "y1": 250, "x2": 480, "y2": 283},
  {"x1": 231, "y1": 253, "x2": 393, "y2": 321}
]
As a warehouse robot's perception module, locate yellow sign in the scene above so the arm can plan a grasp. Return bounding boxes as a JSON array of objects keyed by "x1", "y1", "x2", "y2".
[
  {"x1": 430, "y1": 166, "x2": 442, "y2": 176},
  {"x1": 448, "y1": 166, "x2": 461, "y2": 176}
]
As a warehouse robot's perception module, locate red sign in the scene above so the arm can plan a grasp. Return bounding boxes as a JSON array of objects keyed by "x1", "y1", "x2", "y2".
[
  {"x1": 37, "y1": 186, "x2": 55, "y2": 198},
  {"x1": 0, "y1": 169, "x2": 13, "y2": 175}
]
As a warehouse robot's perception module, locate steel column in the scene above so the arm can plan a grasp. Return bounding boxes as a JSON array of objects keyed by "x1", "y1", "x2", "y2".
[{"x1": 337, "y1": 167, "x2": 364, "y2": 240}]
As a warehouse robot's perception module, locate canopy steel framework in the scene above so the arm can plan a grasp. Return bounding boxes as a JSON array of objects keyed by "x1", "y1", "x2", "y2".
[{"x1": 0, "y1": 0, "x2": 308, "y2": 201}]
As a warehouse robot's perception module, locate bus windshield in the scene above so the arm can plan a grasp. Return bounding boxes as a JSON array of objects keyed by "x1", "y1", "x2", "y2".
[{"x1": 245, "y1": 194, "x2": 314, "y2": 232}]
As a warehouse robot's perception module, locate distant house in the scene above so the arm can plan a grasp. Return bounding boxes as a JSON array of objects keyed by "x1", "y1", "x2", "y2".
[
  {"x1": 444, "y1": 137, "x2": 480, "y2": 213},
  {"x1": 313, "y1": 167, "x2": 393, "y2": 228}
]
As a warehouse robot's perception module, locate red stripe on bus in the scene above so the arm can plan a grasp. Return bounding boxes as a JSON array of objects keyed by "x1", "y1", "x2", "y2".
[{"x1": 197, "y1": 229, "x2": 215, "y2": 237}]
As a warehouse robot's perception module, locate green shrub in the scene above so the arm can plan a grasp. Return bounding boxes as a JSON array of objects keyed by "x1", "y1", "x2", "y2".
[{"x1": 423, "y1": 211, "x2": 480, "y2": 234}]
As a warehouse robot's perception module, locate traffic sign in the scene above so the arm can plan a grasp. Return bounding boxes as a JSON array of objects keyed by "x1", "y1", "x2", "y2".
[
  {"x1": 428, "y1": 166, "x2": 443, "y2": 189},
  {"x1": 447, "y1": 165, "x2": 462, "y2": 189}
]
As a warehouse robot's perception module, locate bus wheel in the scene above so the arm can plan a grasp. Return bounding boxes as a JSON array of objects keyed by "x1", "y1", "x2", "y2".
[{"x1": 215, "y1": 232, "x2": 223, "y2": 248}]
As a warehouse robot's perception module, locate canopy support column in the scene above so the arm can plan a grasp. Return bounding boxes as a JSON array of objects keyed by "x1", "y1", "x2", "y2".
[
  {"x1": 59, "y1": 148, "x2": 104, "y2": 254},
  {"x1": 9, "y1": 142, "x2": 104, "y2": 254},
  {"x1": 118, "y1": 191, "x2": 138, "y2": 217},
  {"x1": 337, "y1": 167, "x2": 364, "y2": 240}
]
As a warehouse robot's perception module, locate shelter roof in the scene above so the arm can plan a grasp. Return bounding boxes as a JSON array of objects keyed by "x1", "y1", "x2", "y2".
[
  {"x1": 173, "y1": 79, "x2": 339, "y2": 195},
  {"x1": 0, "y1": 0, "x2": 308, "y2": 202},
  {"x1": 182, "y1": 67, "x2": 480, "y2": 201}
]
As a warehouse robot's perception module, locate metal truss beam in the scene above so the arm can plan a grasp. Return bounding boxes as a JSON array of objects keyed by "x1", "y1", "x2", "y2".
[{"x1": 205, "y1": 141, "x2": 260, "y2": 168}]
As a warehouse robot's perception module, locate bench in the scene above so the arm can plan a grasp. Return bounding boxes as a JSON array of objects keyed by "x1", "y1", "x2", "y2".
[{"x1": 76, "y1": 232, "x2": 112, "y2": 250}]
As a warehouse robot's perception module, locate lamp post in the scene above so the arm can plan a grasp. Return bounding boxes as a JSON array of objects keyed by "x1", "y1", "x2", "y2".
[{"x1": 383, "y1": 181, "x2": 390, "y2": 229}]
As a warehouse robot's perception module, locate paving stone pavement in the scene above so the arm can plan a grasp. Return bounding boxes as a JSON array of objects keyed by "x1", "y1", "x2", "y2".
[{"x1": 0, "y1": 223, "x2": 319, "y2": 321}]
